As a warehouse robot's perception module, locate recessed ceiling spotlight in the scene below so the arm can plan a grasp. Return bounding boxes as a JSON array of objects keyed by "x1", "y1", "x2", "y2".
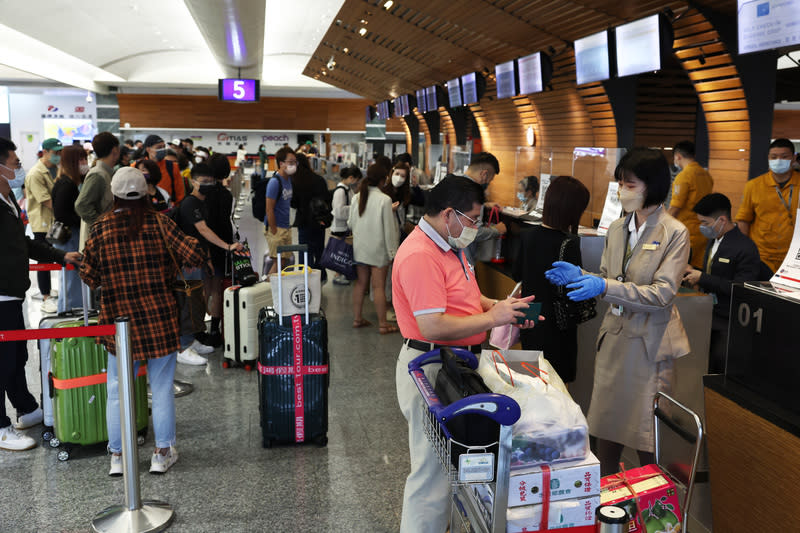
[
  {"x1": 359, "y1": 27, "x2": 367, "y2": 37},
  {"x1": 384, "y1": 0, "x2": 393, "y2": 9},
  {"x1": 360, "y1": 19, "x2": 368, "y2": 24},
  {"x1": 343, "y1": 47, "x2": 350, "y2": 54}
]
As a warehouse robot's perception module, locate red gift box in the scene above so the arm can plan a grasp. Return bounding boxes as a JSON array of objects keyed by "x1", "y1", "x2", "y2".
[{"x1": 600, "y1": 464, "x2": 682, "y2": 533}]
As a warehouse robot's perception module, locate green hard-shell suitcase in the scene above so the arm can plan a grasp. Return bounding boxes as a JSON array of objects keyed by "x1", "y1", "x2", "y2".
[{"x1": 49, "y1": 319, "x2": 148, "y2": 459}]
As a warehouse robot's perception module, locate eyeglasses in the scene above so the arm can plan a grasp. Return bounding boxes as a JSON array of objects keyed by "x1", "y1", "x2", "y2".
[{"x1": 454, "y1": 209, "x2": 478, "y2": 227}]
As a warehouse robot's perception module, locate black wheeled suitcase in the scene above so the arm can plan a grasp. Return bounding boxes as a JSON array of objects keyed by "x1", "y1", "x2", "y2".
[{"x1": 257, "y1": 245, "x2": 329, "y2": 448}]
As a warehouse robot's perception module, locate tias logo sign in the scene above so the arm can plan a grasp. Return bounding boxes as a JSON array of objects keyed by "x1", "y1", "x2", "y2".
[{"x1": 217, "y1": 133, "x2": 248, "y2": 142}]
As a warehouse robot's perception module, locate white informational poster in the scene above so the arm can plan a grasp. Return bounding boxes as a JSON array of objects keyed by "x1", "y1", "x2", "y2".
[
  {"x1": 738, "y1": 0, "x2": 800, "y2": 54},
  {"x1": 771, "y1": 209, "x2": 800, "y2": 289},
  {"x1": 597, "y1": 181, "x2": 623, "y2": 235},
  {"x1": 534, "y1": 173, "x2": 551, "y2": 213}
]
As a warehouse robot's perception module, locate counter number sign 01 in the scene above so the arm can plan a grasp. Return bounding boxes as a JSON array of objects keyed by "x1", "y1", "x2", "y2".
[
  {"x1": 218, "y1": 79, "x2": 260, "y2": 103},
  {"x1": 737, "y1": 302, "x2": 763, "y2": 333}
]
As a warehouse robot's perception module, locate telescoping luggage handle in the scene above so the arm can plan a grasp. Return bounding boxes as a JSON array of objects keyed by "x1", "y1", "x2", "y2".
[
  {"x1": 407, "y1": 348, "x2": 521, "y2": 434},
  {"x1": 276, "y1": 244, "x2": 310, "y2": 326}
]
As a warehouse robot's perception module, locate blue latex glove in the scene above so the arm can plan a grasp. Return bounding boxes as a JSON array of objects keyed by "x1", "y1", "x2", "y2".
[
  {"x1": 566, "y1": 274, "x2": 606, "y2": 301},
  {"x1": 544, "y1": 261, "x2": 582, "y2": 286}
]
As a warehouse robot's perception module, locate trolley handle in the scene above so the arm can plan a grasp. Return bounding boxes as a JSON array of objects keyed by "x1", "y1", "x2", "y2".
[{"x1": 408, "y1": 348, "x2": 521, "y2": 427}]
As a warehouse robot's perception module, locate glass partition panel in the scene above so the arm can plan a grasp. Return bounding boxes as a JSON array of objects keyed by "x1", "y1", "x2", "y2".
[{"x1": 572, "y1": 147, "x2": 626, "y2": 228}]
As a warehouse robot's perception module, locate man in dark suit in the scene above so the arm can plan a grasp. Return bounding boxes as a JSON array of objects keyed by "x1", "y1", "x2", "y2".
[{"x1": 682, "y1": 193, "x2": 761, "y2": 373}]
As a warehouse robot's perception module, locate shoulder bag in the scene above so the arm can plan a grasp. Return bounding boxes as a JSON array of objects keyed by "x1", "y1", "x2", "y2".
[
  {"x1": 155, "y1": 214, "x2": 206, "y2": 335},
  {"x1": 46, "y1": 220, "x2": 71, "y2": 244},
  {"x1": 552, "y1": 236, "x2": 597, "y2": 331}
]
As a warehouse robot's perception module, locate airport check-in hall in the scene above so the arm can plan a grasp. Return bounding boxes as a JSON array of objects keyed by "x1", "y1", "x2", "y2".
[{"x1": 2, "y1": 0, "x2": 800, "y2": 532}]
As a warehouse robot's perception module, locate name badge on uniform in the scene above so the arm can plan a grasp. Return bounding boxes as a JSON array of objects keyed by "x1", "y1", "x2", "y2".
[
  {"x1": 642, "y1": 242, "x2": 659, "y2": 251},
  {"x1": 611, "y1": 304, "x2": 624, "y2": 316},
  {"x1": 718, "y1": 257, "x2": 730, "y2": 263}
]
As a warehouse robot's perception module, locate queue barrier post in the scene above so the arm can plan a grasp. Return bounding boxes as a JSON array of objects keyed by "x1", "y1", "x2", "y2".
[{"x1": 91, "y1": 317, "x2": 174, "y2": 533}]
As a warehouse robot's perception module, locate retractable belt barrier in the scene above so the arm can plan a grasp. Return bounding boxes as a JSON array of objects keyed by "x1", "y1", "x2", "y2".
[
  {"x1": 0, "y1": 325, "x2": 114, "y2": 342},
  {"x1": 30, "y1": 263, "x2": 75, "y2": 271}
]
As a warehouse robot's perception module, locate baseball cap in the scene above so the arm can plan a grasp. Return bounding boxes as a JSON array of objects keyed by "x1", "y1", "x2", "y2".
[
  {"x1": 111, "y1": 167, "x2": 148, "y2": 200},
  {"x1": 144, "y1": 134, "x2": 164, "y2": 148},
  {"x1": 42, "y1": 138, "x2": 64, "y2": 152},
  {"x1": 171, "y1": 138, "x2": 181, "y2": 146}
]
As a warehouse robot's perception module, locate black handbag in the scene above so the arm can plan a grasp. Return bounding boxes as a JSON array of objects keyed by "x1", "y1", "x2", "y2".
[
  {"x1": 553, "y1": 236, "x2": 597, "y2": 331},
  {"x1": 434, "y1": 348, "x2": 500, "y2": 468},
  {"x1": 45, "y1": 221, "x2": 71, "y2": 245},
  {"x1": 155, "y1": 215, "x2": 207, "y2": 335}
]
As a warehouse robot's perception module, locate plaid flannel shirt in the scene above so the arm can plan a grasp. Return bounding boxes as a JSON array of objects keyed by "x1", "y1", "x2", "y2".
[{"x1": 80, "y1": 209, "x2": 207, "y2": 360}]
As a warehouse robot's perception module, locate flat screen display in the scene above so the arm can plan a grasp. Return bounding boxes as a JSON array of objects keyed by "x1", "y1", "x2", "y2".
[
  {"x1": 738, "y1": 0, "x2": 800, "y2": 54},
  {"x1": 447, "y1": 78, "x2": 462, "y2": 107},
  {"x1": 394, "y1": 96, "x2": 405, "y2": 118},
  {"x1": 218, "y1": 78, "x2": 260, "y2": 102},
  {"x1": 495, "y1": 60, "x2": 517, "y2": 99},
  {"x1": 415, "y1": 89, "x2": 427, "y2": 113},
  {"x1": 365, "y1": 105, "x2": 373, "y2": 123},
  {"x1": 43, "y1": 118, "x2": 96, "y2": 145},
  {"x1": 461, "y1": 72, "x2": 478, "y2": 105},
  {"x1": 518, "y1": 52, "x2": 543, "y2": 95},
  {"x1": 575, "y1": 30, "x2": 611, "y2": 84},
  {"x1": 615, "y1": 14, "x2": 661, "y2": 77},
  {"x1": 425, "y1": 86, "x2": 438, "y2": 112}
]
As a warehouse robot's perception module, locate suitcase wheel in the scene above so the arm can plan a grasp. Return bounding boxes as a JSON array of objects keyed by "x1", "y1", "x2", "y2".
[
  {"x1": 49, "y1": 437, "x2": 61, "y2": 448},
  {"x1": 137, "y1": 435, "x2": 145, "y2": 446},
  {"x1": 222, "y1": 360, "x2": 230, "y2": 369},
  {"x1": 315, "y1": 435, "x2": 328, "y2": 447},
  {"x1": 41, "y1": 426, "x2": 54, "y2": 443},
  {"x1": 57, "y1": 448, "x2": 70, "y2": 462},
  {"x1": 244, "y1": 363, "x2": 253, "y2": 372}
]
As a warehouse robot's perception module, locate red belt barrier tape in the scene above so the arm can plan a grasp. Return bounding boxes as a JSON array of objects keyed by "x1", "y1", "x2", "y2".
[
  {"x1": 52, "y1": 365, "x2": 147, "y2": 390},
  {"x1": 29, "y1": 263, "x2": 74, "y2": 271},
  {"x1": 0, "y1": 324, "x2": 116, "y2": 342}
]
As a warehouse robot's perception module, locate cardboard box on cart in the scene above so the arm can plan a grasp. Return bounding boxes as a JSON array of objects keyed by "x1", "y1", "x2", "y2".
[
  {"x1": 600, "y1": 464, "x2": 682, "y2": 533},
  {"x1": 505, "y1": 495, "x2": 600, "y2": 532},
  {"x1": 508, "y1": 451, "x2": 600, "y2": 508}
]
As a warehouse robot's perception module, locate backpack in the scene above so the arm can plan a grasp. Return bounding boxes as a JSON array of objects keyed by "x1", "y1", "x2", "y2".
[
  {"x1": 252, "y1": 174, "x2": 282, "y2": 223},
  {"x1": 310, "y1": 195, "x2": 333, "y2": 228}
]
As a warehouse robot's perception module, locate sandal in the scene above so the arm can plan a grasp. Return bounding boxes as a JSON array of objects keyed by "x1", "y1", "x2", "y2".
[
  {"x1": 352, "y1": 319, "x2": 372, "y2": 328},
  {"x1": 379, "y1": 324, "x2": 399, "y2": 335}
]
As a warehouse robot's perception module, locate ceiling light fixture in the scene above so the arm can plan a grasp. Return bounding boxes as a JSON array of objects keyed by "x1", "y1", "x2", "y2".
[
  {"x1": 526, "y1": 126, "x2": 535, "y2": 147},
  {"x1": 359, "y1": 27, "x2": 367, "y2": 37},
  {"x1": 384, "y1": 0, "x2": 393, "y2": 9},
  {"x1": 86, "y1": 91, "x2": 93, "y2": 104},
  {"x1": 343, "y1": 47, "x2": 350, "y2": 54},
  {"x1": 327, "y1": 56, "x2": 337, "y2": 70}
]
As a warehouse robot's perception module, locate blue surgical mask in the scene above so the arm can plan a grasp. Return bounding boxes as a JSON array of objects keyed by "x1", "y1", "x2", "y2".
[
  {"x1": 699, "y1": 217, "x2": 721, "y2": 240},
  {"x1": 0, "y1": 164, "x2": 25, "y2": 188},
  {"x1": 154, "y1": 148, "x2": 167, "y2": 162},
  {"x1": 769, "y1": 159, "x2": 792, "y2": 175},
  {"x1": 50, "y1": 154, "x2": 61, "y2": 166},
  {"x1": 516, "y1": 192, "x2": 526, "y2": 203}
]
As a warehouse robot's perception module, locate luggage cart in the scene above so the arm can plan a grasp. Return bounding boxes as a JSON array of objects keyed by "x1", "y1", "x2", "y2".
[
  {"x1": 408, "y1": 348, "x2": 520, "y2": 533},
  {"x1": 653, "y1": 391, "x2": 704, "y2": 532}
]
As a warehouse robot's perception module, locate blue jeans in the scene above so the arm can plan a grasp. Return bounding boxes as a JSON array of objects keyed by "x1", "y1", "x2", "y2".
[
  {"x1": 54, "y1": 226, "x2": 82, "y2": 313},
  {"x1": 106, "y1": 352, "x2": 177, "y2": 452}
]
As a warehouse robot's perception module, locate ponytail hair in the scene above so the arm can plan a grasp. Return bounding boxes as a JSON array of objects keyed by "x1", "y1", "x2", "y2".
[{"x1": 358, "y1": 164, "x2": 387, "y2": 216}]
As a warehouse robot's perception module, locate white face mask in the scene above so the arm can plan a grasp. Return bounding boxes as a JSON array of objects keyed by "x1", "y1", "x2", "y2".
[
  {"x1": 769, "y1": 159, "x2": 792, "y2": 175},
  {"x1": 391, "y1": 173, "x2": 406, "y2": 188},
  {"x1": 285, "y1": 164, "x2": 297, "y2": 175},
  {"x1": 194, "y1": 156, "x2": 204, "y2": 164},
  {"x1": 446, "y1": 211, "x2": 478, "y2": 249},
  {"x1": 79, "y1": 162, "x2": 90, "y2": 175},
  {"x1": 618, "y1": 187, "x2": 645, "y2": 213},
  {"x1": 0, "y1": 163, "x2": 25, "y2": 188}
]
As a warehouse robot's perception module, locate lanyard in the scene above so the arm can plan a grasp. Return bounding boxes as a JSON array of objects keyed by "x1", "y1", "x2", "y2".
[
  {"x1": 705, "y1": 249, "x2": 713, "y2": 274},
  {"x1": 775, "y1": 184, "x2": 794, "y2": 220}
]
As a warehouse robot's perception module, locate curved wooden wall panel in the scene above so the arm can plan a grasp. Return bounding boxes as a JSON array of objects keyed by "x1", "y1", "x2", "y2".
[
  {"x1": 576, "y1": 83, "x2": 618, "y2": 149},
  {"x1": 673, "y1": 9, "x2": 750, "y2": 215}
]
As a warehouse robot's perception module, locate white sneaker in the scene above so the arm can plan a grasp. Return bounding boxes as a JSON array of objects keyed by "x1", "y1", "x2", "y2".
[
  {"x1": 189, "y1": 339, "x2": 214, "y2": 355},
  {"x1": 149, "y1": 446, "x2": 178, "y2": 474},
  {"x1": 109, "y1": 453, "x2": 123, "y2": 476},
  {"x1": 29, "y1": 289, "x2": 44, "y2": 300},
  {"x1": 0, "y1": 425, "x2": 36, "y2": 451},
  {"x1": 15, "y1": 407, "x2": 43, "y2": 429},
  {"x1": 177, "y1": 348, "x2": 207, "y2": 366},
  {"x1": 41, "y1": 299, "x2": 58, "y2": 314}
]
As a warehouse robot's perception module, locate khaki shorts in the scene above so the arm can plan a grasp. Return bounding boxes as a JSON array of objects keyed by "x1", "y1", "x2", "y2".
[{"x1": 264, "y1": 226, "x2": 294, "y2": 259}]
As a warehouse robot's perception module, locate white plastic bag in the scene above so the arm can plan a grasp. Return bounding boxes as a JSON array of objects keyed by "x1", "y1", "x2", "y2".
[{"x1": 478, "y1": 349, "x2": 588, "y2": 468}]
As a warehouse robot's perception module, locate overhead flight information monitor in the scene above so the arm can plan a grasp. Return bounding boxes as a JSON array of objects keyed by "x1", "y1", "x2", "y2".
[
  {"x1": 518, "y1": 52, "x2": 544, "y2": 94},
  {"x1": 738, "y1": 0, "x2": 800, "y2": 54},
  {"x1": 447, "y1": 78, "x2": 462, "y2": 108},
  {"x1": 615, "y1": 14, "x2": 661, "y2": 77},
  {"x1": 415, "y1": 88, "x2": 428, "y2": 113},
  {"x1": 461, "y1": 72, "x2": 478, "y2": 105},
  {"x1": 495, "y1": 60, "x2": 517, "y2": 99},
  {"x1": 425, "y1": 86, "x2": 438, "y2": 112},
  {"x1": 575, "y1": 30, "x2": 611, "y2": 84},
  {"x1": 218, "y1": 78, "x2": 260, "y2": 102}
]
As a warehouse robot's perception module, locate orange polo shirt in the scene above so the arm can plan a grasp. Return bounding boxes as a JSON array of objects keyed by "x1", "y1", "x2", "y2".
[
  {"x1": 670, "y1": 161, "x2": 714, "y2": 268},
  {"x1": 736, "y1": 169, "x2": 800, "y2": 273},
  {"x1": 392, "y1": 218, "x2": 485, "y2": 346}
]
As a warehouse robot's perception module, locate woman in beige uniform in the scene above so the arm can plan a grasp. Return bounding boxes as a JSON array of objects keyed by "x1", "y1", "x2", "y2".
[{"x1": 546, "y1": 147, "x2": 690, "y2": 476}]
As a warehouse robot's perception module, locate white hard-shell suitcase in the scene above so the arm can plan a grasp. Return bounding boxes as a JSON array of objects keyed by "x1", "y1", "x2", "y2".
[{"x1": 223, "y1": 282, "x2": 272, "y2": 370}]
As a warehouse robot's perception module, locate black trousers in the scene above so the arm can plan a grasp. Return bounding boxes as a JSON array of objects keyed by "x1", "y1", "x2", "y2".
[
  {"x1": 33, "y1": 232, "x2": 52, "y2": 295},
  {"x1": 0, "y1": 300, "x2": 38, "y2": 428}
]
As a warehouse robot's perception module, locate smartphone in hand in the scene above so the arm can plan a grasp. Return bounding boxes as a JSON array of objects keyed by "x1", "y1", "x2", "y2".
[{"x1": 516, "y1": 302, "x2": 542, "y2": 325}]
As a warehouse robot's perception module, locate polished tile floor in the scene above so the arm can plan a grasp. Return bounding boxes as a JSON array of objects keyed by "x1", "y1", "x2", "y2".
[{"x1": 1, "y1": 200, "x2": 410, "y2": 532}]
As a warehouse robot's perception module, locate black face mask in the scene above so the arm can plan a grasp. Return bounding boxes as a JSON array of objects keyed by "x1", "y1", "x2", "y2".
[{"x1": 198, "y1": 183, "x2": 216, "y2": 195}]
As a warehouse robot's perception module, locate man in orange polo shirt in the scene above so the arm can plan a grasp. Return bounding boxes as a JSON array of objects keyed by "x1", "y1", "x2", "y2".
[
  {"x1": 392, "y1": 175, "x2": 538, "y2": 533},
  {"x1": 736, "y1": 138, "x2": 800, "y2": 273},
  {"x1": 668, "y1": 141, "x2": 714, "y2": 268},
  {"x1": 143, "y1": 135, "x2": 186, "y2": 203}
]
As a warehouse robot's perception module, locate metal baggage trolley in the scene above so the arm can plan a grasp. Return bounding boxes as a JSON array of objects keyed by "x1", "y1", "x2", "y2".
[
  {"x1": 653, "y1": 391, "x2": 704, "y2": 531},
  {"x1": 409, "y1": 348, "x2": 520, "y2": 533}
]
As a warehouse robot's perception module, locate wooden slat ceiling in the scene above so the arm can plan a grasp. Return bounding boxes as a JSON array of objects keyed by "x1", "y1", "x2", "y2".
[{"x1": 304, "y1": 0, "x2": 736, "y2": 101}]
